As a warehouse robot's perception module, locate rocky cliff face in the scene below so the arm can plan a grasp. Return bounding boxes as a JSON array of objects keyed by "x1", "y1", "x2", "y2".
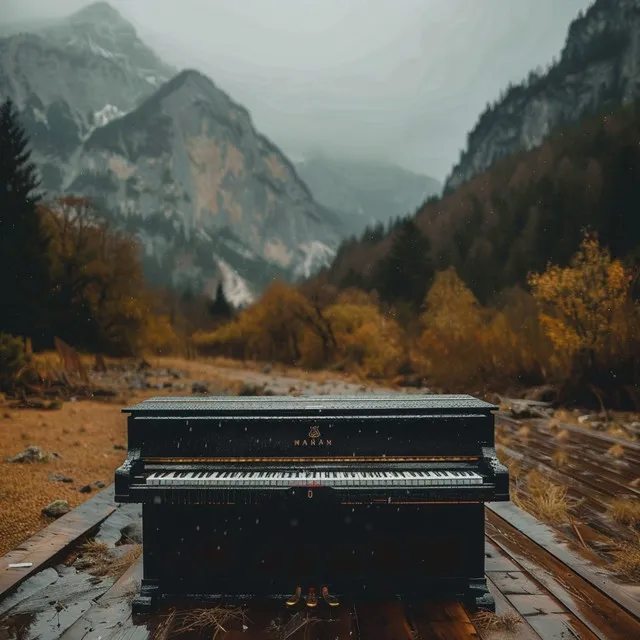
[
  {"x1": 0, "y1": 2, "x2": 345, "y2": 305},
  {"x1": 0, "y1": 2, "x2": 175, "y2": 184},
  {"x1": 444, "y1": 0, "x2": 640, "y2": 193},
  {"x1": 69, "y1": 69, "x2": 345, "y2": 302}
]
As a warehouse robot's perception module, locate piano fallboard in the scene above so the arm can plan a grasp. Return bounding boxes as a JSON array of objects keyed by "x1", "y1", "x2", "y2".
[{"x1": 125, "y1": 414, "x2": 494, "y2": 458}]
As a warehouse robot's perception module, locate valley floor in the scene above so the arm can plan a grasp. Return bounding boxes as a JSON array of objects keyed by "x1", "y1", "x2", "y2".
[{"x1": 0, "y1": 357, "x2": 639, "y2": 638}]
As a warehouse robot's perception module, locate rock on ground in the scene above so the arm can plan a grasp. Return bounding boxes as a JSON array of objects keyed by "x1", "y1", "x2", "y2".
[
  {"x1": 41, "y1": 500, "x2": 70, "y2": 518},
  {"x1": 7, "y1": 446, "x2": 50, "y2": 463}
]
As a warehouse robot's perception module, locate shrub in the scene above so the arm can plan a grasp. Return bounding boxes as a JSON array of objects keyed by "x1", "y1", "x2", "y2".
[{"x1": 0, "y1": 333, "x2": 32, "y2": 393}]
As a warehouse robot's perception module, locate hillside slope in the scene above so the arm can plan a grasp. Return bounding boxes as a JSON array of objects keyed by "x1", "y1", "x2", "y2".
[
  {"x1": 322, "y1": 100, "x2": 640, "y2": 304},
  {"x1": 444, "y1": 0, "x2": 640, "y2": 192}
]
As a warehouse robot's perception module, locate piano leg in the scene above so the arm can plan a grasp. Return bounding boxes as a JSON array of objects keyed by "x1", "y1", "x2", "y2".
[
  {"x1": 468, "y1": 578, "x2": 495, "y2": 613},
  {"x1": 132, "y1": 578, "x2": 161, "y2": 614}
]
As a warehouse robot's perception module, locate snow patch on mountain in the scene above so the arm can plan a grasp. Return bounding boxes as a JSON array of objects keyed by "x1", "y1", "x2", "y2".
[
  {"x1": 293, "y1": 241, "x2": 336, "y2": 279},
  {"x1": 93, "y1": 104, "x2": 125, "y2": 127},
  {"x1": 221, "y1": 236, "x2": 257, "y2": 260},
  {"x1": 86, "y1": 36, "x2": 117, "y2": 60},
  {"x1": 32, "y1": 107, "x2": 48, "y2": 126},
  {"x1": 216, "y1": 258, "x2": 255, "y2": 307}
]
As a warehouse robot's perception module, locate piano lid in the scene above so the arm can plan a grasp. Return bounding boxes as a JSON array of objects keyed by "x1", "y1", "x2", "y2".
[{"x1": 122, "y1": 394, "x2": 498, "y2": 416}]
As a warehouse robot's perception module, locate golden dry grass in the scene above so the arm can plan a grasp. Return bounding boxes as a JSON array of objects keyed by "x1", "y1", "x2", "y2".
[
  {"x1": 77, "y1": 539, "x2": 142, "y2": 578},
  {"x1": 512, "y1": 470, "x2": 577, "y2": 525},
  {"x1": 172, "y1": 606, "x2": 248, "y2": 635},
  {"x1": 267, "y1": 611, "x2": 318, "y2": 640},
  {"x1": 612, "y1": 537, "x2": 640, "y2": 582},
  {"x1": 556, "y1": 429, "x2": 570, "y2": 441},
  {"x1": 607, "y1": 443, "x2": 625, "y2": 458},
  {"x1": 552, "y1": 450, "x2": 569, "y2": 468},
  {"x1": 152, "y1": 609, "x2": 177, "y2": 640},
  {"x1": 472, "y1": 611, "x2": 522, "y2": 633},
  {"x1": 517, "y1": 425, "x2": 531, "y2": 438},
  {"x1": 608, "y1": 498, "x2": 640, "y2": 527},
  {"x1": 606, "y1": 422, "x2": 634, "y2": 441}
]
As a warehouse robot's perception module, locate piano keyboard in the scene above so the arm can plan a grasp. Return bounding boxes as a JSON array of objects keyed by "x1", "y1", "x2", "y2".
[{"x1": 146, "y1": 470, "x2": 483, "y2": 488}]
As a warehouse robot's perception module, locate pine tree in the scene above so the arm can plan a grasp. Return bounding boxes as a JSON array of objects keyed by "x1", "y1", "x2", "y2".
[
  {"x1": 0, "y1": 98, "x2": 51, "y2": 345},
  {"x1": 208, "y1": 282, "x2": 233, "y2": 321},
  {"x1": 372, "y1": 218, "x2": 434, "y2": 312}
]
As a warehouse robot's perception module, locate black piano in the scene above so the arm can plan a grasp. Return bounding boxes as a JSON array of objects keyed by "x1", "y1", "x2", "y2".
[{"x1": 115, "y1": 394, "x2": 509, "y2": 613}]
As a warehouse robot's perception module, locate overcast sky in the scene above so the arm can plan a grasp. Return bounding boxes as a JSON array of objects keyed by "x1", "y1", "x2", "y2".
[{"x1": 4, "y1": 0, "x2": 594, "y2": 181}]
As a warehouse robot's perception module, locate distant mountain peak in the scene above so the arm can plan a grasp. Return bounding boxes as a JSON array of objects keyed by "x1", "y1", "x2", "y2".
[
  {"x1": 295, "y1": 155, "x2": 441, "y2": 227},
  {"x1": 70, "y1": 2, "x2": 127, "y2": 24}
]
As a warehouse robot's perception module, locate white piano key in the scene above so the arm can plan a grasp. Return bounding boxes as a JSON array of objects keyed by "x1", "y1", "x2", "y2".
[{"x1": 146, "y1": 469, "x2": 484, "y2": 488}]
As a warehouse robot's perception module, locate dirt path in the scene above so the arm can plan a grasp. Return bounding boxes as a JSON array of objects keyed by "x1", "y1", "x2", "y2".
[{"x1": 153, "y1": 356, "x2": 401, "y2": 396}]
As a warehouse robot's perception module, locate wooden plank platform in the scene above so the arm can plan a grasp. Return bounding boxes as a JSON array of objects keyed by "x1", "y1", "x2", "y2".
[
  {"x1": 1, "y1": 488, "x2": 639, "y2": 640},
  {"x1": 0, "y1": 487, "x2": 116, "y2": 600},
  {"x1": 486, "y1": 507, "x2": 640, "y2": 639},
  {"x1": 407, "y1": 601, "x2": 479, "y2": 639},
  {"x1": 487, "y1": 502, "x2": 640, "y2": 623}
]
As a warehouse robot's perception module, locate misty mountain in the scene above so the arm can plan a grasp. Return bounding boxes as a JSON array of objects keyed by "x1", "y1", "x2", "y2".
[
  {"x1": 444, "y1": 0, "x2": 640, "y2": 193},
  {"x1": 0, "y1": 1, "x2": 175, "y2": 176},
  {"x1": 295, "y1": 155, "x2": 441, "y2": 228},
  {"x1": 0, "y1": 2, "x2": 348, "y2": 305},
  {"x1": 70, "y1": 69, "x2": 346, "y2": 301}
]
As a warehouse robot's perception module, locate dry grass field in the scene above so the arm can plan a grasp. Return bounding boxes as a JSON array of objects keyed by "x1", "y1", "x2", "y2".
[{"x1": 0, "y1": 399, "x2": 130, "y2": 555}]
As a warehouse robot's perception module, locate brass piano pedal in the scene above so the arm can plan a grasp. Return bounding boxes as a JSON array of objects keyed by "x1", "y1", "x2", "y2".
[
  {"x1": 321, "y1": 586, "x2": 340, "y2": 607},
  {"x1": 305, "y1": 587, "x2": 318, "y2": 608},
  {"x1": 285, "y1": 586, "x2": 302, "y2": 608}
]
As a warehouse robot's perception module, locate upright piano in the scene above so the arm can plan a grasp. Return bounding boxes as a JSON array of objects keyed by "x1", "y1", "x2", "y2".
[{"x1": 115, "y1": 394, "x2": 509, "y2": 613}]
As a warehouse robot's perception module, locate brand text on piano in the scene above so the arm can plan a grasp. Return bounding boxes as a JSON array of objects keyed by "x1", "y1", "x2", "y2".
[{"x1": 294, "y1": 425, "x2": 332, "y2": 447}]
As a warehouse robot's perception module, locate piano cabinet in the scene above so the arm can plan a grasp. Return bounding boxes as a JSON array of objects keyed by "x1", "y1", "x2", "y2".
[
  {"x1": 132, "y1": 501, "x2": 493, "y2": 613},
  {"x1": 117, "y1": 394, "x2": 507, "y2": 614}
]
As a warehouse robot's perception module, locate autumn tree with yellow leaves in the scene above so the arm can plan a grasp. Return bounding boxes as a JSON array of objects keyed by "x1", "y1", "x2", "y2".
[
  {"x1": 194, "y1": 282, "x2": 403, "y2": 378},
  {"x1": 415, "y1": 267, "x2": 485, "y2": 389},
  {"x1": 528, "y1": 232, "x2": 640, "y2": 407},
  {"x1": 414, "y1": 270, "x2": 554, "y2": 392},
  {"x1": 194, "y1": 233, "x2": 639, "y2": 407},
  {"x1": 42, "y1": 197, "x2": 180, "y2": 356}
]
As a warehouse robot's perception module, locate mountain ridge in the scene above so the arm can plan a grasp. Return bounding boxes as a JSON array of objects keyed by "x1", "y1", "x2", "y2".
[{"x1": 444, "y1": 0, "x2": 640, "y2": 192}]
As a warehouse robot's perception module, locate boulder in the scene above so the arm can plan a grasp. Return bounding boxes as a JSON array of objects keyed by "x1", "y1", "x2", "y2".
[{"x1": 42, "y1": 500, "x2": 70, "y2": 518}]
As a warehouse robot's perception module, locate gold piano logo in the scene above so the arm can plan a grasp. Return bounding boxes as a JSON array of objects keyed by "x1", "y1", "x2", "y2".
[{"x1": 294, "y1": 425, "x2": 332, "y2": 447}]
